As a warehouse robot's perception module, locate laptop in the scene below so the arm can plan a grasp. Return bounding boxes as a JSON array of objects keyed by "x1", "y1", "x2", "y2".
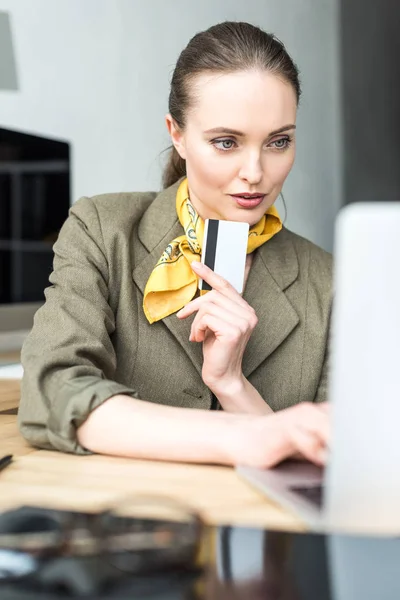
[{"x1": 237, "y1": 202, "x2": 400, "y2": 532}]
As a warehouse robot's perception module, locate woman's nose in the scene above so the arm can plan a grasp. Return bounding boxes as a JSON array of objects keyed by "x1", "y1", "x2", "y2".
[{"x1": 238, "y1": 152, "x2": 263, "y2": 185}]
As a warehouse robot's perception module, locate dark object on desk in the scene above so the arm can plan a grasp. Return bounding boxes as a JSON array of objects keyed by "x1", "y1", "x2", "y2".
[
  {"x1": 0, "y1": 454, "x2": 12, "y2": 472},
  {"x1": 0, "y1": 502, "x2": 205, "y2": 596}
]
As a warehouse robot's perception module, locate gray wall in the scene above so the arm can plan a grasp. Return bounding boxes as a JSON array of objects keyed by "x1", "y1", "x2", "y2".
[{"x1": 0, "y1": 0, "x2": 341, "y2": 252}]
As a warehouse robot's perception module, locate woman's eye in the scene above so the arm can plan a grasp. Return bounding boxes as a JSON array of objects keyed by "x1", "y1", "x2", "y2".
[
  {"x1": 270, "y1": 137, "x2": 290, "y2": 150},
  {"x1": 213, "y1": 139, "x2": 236, "y2": 151}
]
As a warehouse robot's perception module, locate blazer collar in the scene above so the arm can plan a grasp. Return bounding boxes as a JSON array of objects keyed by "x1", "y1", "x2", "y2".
[
  {"x1": 132, "y1": 183, "x2": 299, "y2": 379},
  {"x1": 136, "y1": 179, "x2": 183, "y2": 253}
]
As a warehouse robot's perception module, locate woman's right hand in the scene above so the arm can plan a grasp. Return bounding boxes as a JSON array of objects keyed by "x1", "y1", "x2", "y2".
[{"x1": 232, "y1": 402, "x2": 330, "y2": 469}]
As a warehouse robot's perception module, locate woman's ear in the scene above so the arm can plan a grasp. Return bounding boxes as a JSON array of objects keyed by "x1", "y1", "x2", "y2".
[{"x1": 165, "y1": 114, "x2": 187, "y2": 159}]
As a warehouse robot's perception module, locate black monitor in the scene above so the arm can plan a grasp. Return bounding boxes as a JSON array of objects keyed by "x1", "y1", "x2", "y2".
[{"x1": 0, "y1": 127, "x2": 70, "y2": 339}]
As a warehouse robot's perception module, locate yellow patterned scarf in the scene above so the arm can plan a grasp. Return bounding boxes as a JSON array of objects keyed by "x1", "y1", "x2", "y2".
[{"x1": 143, "y1": 178, "x2": 282, "y2": 323}]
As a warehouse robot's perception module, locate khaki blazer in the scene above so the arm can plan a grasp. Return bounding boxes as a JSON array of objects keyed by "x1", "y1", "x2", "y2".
[{"x1": 18, "y1": 179, "x2": 332, "y2": 454}]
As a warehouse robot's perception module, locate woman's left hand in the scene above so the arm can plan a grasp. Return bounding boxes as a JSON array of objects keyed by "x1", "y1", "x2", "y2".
[{"x1": 176, "y1": 261, "x2": 258, "y2": 400}]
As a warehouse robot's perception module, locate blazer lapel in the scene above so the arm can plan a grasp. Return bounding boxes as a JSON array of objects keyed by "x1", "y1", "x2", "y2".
[
  {"x1": 242, "y1": 228, "x2": 300, "y2": 378},
  {"x1": 131, "y1": 181, "x2": 204, "y2": 376}
]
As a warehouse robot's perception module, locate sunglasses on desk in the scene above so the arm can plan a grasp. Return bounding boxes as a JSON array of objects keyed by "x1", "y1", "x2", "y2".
[{"x1": 0, "y1": 496, "x2": 206, "y2": 597}]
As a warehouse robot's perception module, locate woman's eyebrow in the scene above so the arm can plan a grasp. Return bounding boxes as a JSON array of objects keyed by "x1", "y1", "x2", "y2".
[{"x1": 204, "y1": 124, "x2": 296, "y2": 136}]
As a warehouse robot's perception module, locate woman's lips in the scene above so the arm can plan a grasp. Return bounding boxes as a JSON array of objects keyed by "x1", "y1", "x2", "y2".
[{"x1": 230, "y1": 194, "x2": 266, "y2": 208}]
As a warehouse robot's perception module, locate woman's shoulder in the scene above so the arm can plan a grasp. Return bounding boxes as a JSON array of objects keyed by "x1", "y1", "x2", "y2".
[
  {"x1": 282, "y1": 227, "x2": 333, "y2": 268},
  {"x1": 68, "y1": 190, "x2": 159, "y2": 232},
  {"x1": 281, "y1": 227, "x2": 332, "y2": 284}
]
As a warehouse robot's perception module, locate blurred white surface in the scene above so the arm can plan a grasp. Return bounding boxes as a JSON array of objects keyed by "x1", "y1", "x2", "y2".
[{"x1": 0, "y1": 363, "x2": 23, "y2": 379}]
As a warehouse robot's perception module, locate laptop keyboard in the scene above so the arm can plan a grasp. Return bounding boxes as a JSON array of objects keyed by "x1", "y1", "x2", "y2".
[{"x1": 289, "y1": 484, "x2": 324, "y2": 508}]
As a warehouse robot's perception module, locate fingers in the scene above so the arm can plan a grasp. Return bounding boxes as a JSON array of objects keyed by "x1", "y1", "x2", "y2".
[
  {"x1": 177, "y1": 290, "x2": 258, "y2": 341},
  {"x1": 288, "y1": 403, "x2": 330, "y2": 466},
  {"x1": 176, "y1": 262, "x2": 257, "y2": 336},
  {"x1": 235, "y1": 403, "x2": 331, "y2": 470},
  {"x1": 287, "y1": 426, "x2": 327, "y2": 466},
  {"x1": 190, "y1": 313, "x2": 229, "y2": 343},
  {"x1": 190, "y1": 305, "x2": 249, "y2": 342},
  {"x1": 266, "y1": 403, "x2": 330, "y2": 468},
  {"x1": 177, "y1": 281, "x2": 258, "y2": 346},
  {"x1": 191, "y1": 298, "x2": 256, "y2": 343},
  {"x1": 285, "y1": 402, "x2": 331, "y2": 445},
  {"x1": 178, "y1": 289, "x2": 254, "y2": 319},
  {"x1": 262, "y1": 422, "x2": 328, "y2": 469},
  {"x1": 191, "y1": 262, "x2": 249, "y2": 306}
]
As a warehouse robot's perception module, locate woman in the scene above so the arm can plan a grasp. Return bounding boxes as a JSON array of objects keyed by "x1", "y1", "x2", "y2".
[{"x1": 18, "y1": 22, "x2": 331, "y2": 468}]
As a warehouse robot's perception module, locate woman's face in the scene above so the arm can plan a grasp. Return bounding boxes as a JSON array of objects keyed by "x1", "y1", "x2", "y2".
[{"x1": 166, "y1": 70, "x2": 297, "y2": 226}]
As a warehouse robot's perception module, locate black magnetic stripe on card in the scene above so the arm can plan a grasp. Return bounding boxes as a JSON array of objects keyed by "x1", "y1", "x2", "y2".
[{"x1": 202, "y1": 219, "x2": 219, "y2": 290}]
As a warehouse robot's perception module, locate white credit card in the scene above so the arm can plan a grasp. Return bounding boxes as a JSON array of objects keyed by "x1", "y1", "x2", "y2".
[{"x1": 199, "y1": 219, "x2": 249, "y2": 293}]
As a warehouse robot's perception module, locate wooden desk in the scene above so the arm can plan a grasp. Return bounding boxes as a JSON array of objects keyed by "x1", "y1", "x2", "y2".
[
  {"x1": 0, "y1": 379, "x2": 305, "y2": 532},
  {"x1": 0, "y1": 351, "x2": 20, "y2": 414}
]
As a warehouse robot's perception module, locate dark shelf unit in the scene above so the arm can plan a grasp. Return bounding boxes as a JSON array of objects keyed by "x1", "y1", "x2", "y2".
[{"x1": 0, "y1": 128, "x2": 71, "y2": 304}]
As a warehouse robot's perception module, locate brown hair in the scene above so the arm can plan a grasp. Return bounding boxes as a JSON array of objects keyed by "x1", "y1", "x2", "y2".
[{"x1": 162, "y1": 21, "x2": 301, "y2": 189}]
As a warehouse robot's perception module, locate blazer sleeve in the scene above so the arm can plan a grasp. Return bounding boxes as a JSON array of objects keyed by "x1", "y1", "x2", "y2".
[{"x1": 18, "y1": 197, "x2": 138, "y2": 454}]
